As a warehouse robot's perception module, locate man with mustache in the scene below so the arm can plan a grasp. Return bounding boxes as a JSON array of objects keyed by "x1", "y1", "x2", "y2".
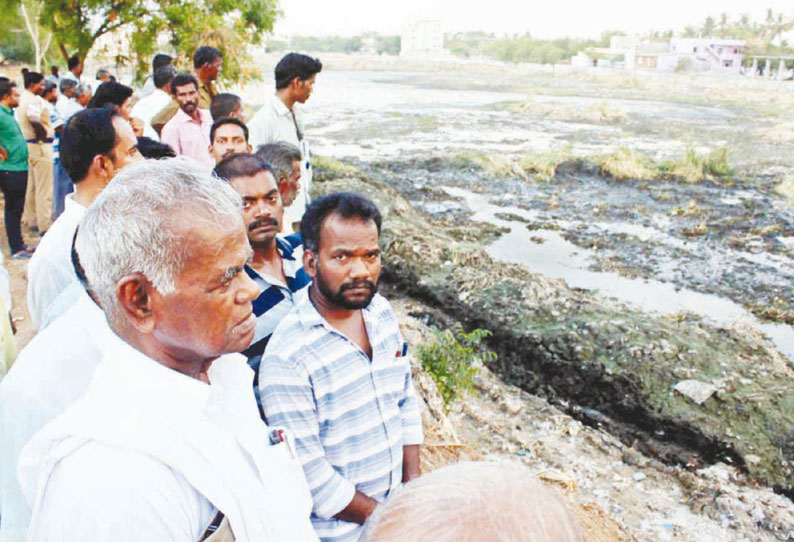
[
  {"x1": 161, "y1": 73, "x2": 214, "y2": 168},
  {"x1": 259, "y1": 192, "x2": 423, "y2": 542},
  {"x1": 209, "y1": 117, "x2": 252, "y2": 164},
  {"x1": 254, "y1": 142, "x2": 302, "y2": 233},
  {"x1": 213, "y1": 153, "x2": 311, "y2": 401}
]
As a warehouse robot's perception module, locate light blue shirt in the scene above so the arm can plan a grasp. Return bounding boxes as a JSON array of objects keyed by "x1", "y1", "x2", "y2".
[{"x1": 259, "y1": 293, "x2": 423, "y2": 542}]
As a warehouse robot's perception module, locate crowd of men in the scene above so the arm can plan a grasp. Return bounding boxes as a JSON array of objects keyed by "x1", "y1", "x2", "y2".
[{"x1": 0, "y1": 47, "x2": 585, "y2": 542}]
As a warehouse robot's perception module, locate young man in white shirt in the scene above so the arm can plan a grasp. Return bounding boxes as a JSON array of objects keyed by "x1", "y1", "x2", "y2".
[
  {"x1": 248, "y1": 53, "x2": 322, "y2": 230},
  {"x1": 26, "y1": 108, "x2": 141, "y2": 329},
  {"x1": 131, "y1": 66, "x2": 175, "y2": 141},
  {"x1": 18, "y1": 158, "x2": 318, "y2": 542}
]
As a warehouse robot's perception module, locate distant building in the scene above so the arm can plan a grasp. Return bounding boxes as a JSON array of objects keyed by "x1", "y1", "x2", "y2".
[
  {"x1": 620, "y1": 37, "x2": 745, "y2": 73},
  {"x1": 401, "y1": 20, "x2": 444, "y2": 58},
  {"x1": 669, "y1": 38, "x2": 744, "y2": 72}
]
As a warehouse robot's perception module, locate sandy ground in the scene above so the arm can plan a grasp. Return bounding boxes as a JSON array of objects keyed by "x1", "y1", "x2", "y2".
[{"x1": 1, "y1": 205, "x2": 40, "y2": 350}]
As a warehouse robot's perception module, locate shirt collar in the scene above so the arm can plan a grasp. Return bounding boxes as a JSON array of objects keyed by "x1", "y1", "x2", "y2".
[
  {"x1": 243, "y1": 235, "x2": 298, "y2": 281},
  {"x1": 0, "y1": 104, "x2": 11, "y2": 115},
  {"x1": 174, "y1": 107, "x2": 210, "y2": 125},
  {"x1": 296, "y1": 288, "x2": 376, "y2": 331},
  {"x1": 63, "y1": 193, "x2": 87, "y2": 213},
  {"x1": 269, "y1": 93, "x2": 292, "y2": 117},
  {"x1": 100, "y1": 329, "x2": 213, "y2": 414}
]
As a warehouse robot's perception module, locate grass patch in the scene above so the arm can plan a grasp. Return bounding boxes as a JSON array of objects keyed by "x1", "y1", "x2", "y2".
[
  {"x1": 313, "y1": 155, "x2": 360, "y2": 182},
  {"x1": 417, "y1": 324, "x2": 495, "y2": 410},
  {"x1": 663, "y1": 146, "x2": 733, "y2": 183},
  {"x1": 597, "y1": 148, "x2": 660, "y2": 182},
  {"x1": 519, "y1": 148, "x2": 573, "y2": 181},
  {"x1": 446, "y1": 146, "x2": 732, "y2": 185}
]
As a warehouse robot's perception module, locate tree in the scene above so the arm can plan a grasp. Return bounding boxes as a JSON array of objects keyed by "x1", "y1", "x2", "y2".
[
  {"x1": 0, "y1": 0, "x2": 52, "y2": 70},
  {"x1": 7, "y1": 0, "x2": 279, "y2": 83},
  {"x1": 702, "y1": 15, "x2": 715, "y2": 36}
]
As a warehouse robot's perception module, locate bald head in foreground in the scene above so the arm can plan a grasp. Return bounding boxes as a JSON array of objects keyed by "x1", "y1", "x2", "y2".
[{"x1": 361, "y1": 461, "x2": 584, "y2": 542}]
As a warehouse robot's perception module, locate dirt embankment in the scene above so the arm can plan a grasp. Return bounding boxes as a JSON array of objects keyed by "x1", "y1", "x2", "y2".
[{"x1": 313, "y1": 160, "x2": 794, "y2": 539}]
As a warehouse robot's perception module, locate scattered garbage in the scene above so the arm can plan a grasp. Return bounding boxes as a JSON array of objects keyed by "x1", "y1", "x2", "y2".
[{"x1": 673, "y1": 380, "x2": 718, "y2": 405}]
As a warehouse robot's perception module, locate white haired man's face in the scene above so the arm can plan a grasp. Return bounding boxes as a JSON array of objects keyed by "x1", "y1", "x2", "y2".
[{"x1": 148, "y1": 217, "x2": 259, "y2": 361}]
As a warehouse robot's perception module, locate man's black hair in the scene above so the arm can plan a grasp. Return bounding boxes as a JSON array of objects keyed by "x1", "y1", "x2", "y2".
[
  {"x1": 153, "y1": 66, "x2": 175, "y2": 90},
  {"x1": 152, "y1": 53, "x2": 173, "y2": 71},
  {"x1": 275, "y1": 53, "x2": 322, "y2": 90},
  {"x1": 193, "y1": 46, "x2": 222, "y2": 69},
  {"x1": 67, "y1": 54, "x2": 81, "y2": 71},
  {"x1": 213, "y1": 153, "x2": 275, "y2": 182},
  {"x1": 210, "y1": 93, "x2": 242, "y2": 120},
  {"x1": 171, "y1": 72, "x2": 199, "y2": 95},
  {"x1": 300, "y1": 192, "x2": 382, "y2": 252},
  {"x1": 50, "y1": 66, "x2": 58, "y2": 75},
  {"x1": 0, "y1": 80, "x2": 16, "y2": 100},
  {"x1": 210, "y1": 116, "x2": 249, "y2": 144},
  {"x1": 60, "y1": 108, "x2": 120, "y2": 183},
  {"x1": 96, "y1": 68, "x2": 110, "y2": 80},
  {"x1": 43, "y1": 80, "x2": 57, "y2": 97},
  {"x1": 23, "y1": 71, "x2": 44, "y2": 89},
  {"x1": 87, "y1": 81, "x2": 133, "y2": 109},
  {"x1": 137, "y1": 136, "x2": 176, "y2": 159}
]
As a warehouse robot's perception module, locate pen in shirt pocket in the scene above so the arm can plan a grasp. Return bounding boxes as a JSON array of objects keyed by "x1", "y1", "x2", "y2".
[{"x1": 395, "y1": 341, "x2": 408, "y2": 358}]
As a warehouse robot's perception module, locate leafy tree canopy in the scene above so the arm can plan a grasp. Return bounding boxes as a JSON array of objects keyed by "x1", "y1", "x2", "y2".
[{"x1": 0, "y1": 0, "x2": 280, "y2": 83}]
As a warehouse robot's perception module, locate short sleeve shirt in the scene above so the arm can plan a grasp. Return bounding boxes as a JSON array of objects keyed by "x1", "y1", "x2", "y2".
[{"x1": 0, "y1": 104, "x2": 28, "y2": 171}]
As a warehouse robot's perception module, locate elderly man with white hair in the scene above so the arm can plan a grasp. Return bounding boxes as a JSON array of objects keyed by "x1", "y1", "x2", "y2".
[
  {"x1": 16, "y1": 158, "x2": 318, "y2": 542},
  {"x1": 361, "y1": 461, "x2": 585, "y2": 542}
]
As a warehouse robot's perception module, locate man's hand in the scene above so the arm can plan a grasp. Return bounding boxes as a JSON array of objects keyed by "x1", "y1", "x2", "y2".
[
  {"x1": 402, "y1": 444, "x2": 421, "y2": 483},
  {"x1": 334, "y1": 491, "x2": 378, "y2": 525},
  {"x1": 30, "y1": 120, "x2": 47, "y2": 142},
  {"x1": 0, "y1": 144, "x2": 8, "y2": 162}
]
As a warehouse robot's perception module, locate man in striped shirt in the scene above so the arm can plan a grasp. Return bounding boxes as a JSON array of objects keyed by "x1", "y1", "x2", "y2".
[
  {"x1": 259, "y1": 192, "x2": 423, "y2": 542},
  {"x1": 213, "y1": 153, "x2": 311, "y2": 377}
]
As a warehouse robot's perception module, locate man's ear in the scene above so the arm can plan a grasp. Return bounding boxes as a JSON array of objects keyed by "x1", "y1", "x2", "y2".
[
  {"x1": 246, "y1": 143, "x2": 252, "y2": 153},
  {"x1": 303, "y1": 249, "x2": 317, "y2": 279},
  {"x1": 116, "y1": 273, "x2": 156, "y2": 333}
]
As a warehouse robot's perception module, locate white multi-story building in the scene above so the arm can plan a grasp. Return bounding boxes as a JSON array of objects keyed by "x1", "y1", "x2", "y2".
[
  {"x1": 400, "y1": 20, "x2": 444, "y2": 58},
  {"x1": 669, "y1": 38, "x2": 745, "y2": 72}
]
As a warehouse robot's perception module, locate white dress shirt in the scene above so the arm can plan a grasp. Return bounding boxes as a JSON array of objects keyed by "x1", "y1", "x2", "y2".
[
  {"x1": 55, "y1": 95, "x2": 82, "y2": 122},
  {"x1": 248, "y1": 93, "x2": 313, "y2": 227},
  {"x1": 26, "y1": 195, "x2": 86, "y2": 330},
  {"x1": 0, "y1": 292, "x2": 109, "y2": 541},
  {"x1": 19, "y1": 331, "x2": 318, "y2": 542},
  {"x1": 130, "y1": 88, "x2": 172, "y2": 141}
]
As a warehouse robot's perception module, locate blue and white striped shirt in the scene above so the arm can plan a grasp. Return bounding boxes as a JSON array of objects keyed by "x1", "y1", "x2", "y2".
[
  {"x1": 259, "y1": 293, "x2": 424, "y2": 542},
  {"x1": 243, "y1": 233, "x2": 311, "y2": 361}
]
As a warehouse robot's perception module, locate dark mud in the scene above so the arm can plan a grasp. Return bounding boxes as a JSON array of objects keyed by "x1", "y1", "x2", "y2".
[{"x1": 313, "y1": 160, "x2": 794, "y2": 500}]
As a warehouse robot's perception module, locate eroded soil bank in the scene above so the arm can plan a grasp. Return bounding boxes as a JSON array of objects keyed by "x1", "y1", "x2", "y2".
[{"x1": 313, "y1": 161, "x2": 794, "y2": 504}]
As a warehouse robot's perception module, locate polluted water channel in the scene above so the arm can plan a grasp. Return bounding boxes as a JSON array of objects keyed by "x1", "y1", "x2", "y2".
[{"x1": 441, "y1": 186, "x2": 794, "y2": 362}]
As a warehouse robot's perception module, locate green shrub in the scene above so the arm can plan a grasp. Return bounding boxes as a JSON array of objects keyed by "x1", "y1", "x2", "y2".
[{"x1": 417, "y1": 324, "x2": 495, "y2": 409}]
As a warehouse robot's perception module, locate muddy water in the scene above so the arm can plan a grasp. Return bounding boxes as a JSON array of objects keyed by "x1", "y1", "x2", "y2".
[
  {"x1": 243, "y1": 69, "x2": 794, "y2": 360},
  {"x1": 443, "y1": 186, "x2": 794, "y2": 361}
]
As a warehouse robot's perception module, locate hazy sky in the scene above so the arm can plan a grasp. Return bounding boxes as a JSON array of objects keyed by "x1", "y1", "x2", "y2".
[{"x1": 274, "y1": 0, "x2": 794, "y2": 39}]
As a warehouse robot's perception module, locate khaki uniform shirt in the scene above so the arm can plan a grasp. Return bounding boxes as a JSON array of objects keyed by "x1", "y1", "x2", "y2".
[{"x1": 17, "y1": 90, "x2": 52, "y2": 141}]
